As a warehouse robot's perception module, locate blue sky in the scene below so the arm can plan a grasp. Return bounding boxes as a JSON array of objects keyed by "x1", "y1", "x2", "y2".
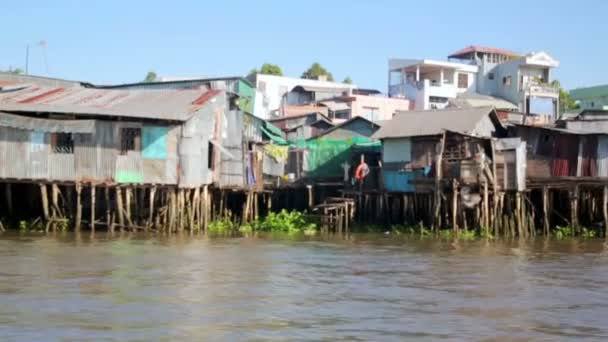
[{"x1": 1, "y1": 0, "x2": 606, "y2": 91}]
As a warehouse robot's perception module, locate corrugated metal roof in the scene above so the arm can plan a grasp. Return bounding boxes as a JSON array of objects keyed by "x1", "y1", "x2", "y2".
[
  {"x1": 373, "y1": 107, "x2": 497, "y2": 139},
  {"x1": 448, "y1": 45, "x2": 519, "y2": 58},
  {"x1": 0, "y1": 84, "x2": 220, "y2": 121},
  {"x1": 0, "y1": 111, "x2": 95, "y2": 133}
]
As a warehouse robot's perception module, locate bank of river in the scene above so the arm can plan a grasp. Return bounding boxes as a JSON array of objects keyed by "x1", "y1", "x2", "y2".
[{"x1": 1, "y1": 232, "x2": 608, "y2": 341}]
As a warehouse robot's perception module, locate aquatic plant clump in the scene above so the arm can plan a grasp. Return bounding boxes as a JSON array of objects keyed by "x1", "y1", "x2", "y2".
[{"x1": 247, "y1": 210, "x2": 317, "y2": 233}]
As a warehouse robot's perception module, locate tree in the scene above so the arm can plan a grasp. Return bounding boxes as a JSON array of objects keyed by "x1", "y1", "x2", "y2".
[
  {"x1": 1, "y1": 67, "x2": 24, "y2": 75},
  {"x1": 342, "y1": 76, "x2": 353, "y2": 84},
  {"x1": 301, "y1": 62, "x2": 334, "y2": 81},
  {"x1": 144, "y1": 71, "x2": 157, "y2": 82},
  {"x1": 551, "y1": 80, "x2": 579, "y2": 114},
  {"x1": 247, "y1": 63, "x2": 283, "y2": 81}
]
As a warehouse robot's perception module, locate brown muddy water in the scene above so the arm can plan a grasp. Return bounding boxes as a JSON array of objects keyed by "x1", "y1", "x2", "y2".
[{"x1": 1, "y1": 232, "x2": 608, "y2": 341}]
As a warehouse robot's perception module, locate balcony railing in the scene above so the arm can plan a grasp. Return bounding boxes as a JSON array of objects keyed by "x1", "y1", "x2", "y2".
[{"x1": 523, "y1": 81, "x2": 559, "y2": 95}]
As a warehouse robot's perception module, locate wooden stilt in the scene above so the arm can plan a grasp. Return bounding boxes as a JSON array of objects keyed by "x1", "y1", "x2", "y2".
[
  {"x1": 75, "y1": 183, "x2": 82, "y2": 231},
  {"x1": 452, "y1": 179, "x2": 458, "y2": 232},
  {"x1": 125, "y1": 187, "x2": 133, "y2": 227},
  {"x1": 90, "y1": 184, "x2": 96, "y2": 232},
  {"x1": 572, "y1": 185, "x2": 580, "y2": 233},
  {"x1": 483, "y1": 181, "x2": 489, "y2": 233},
  {"x1": 203, "y1": 185, "x2": 209, "y2": 232},
  {"x1": 149, "y1": 185, "x2": 156, "y2": 230},
  {"x1": 116, "y1": 187, "x2": 125, "y2": 231},
  {"x1": 39, "y1": 183, "x2": 50, "y2": 222},
  {"x1": 105, "y1": 185, "x2": 113, "y2": 232},
  {"x1": 543, "y1": 186, "x2": 550, "y2": 236}
]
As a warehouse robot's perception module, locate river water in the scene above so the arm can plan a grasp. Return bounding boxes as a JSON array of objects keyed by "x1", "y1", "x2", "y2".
[{"x1": 1, "y1": 232, "x2": 608, "y2": 341}]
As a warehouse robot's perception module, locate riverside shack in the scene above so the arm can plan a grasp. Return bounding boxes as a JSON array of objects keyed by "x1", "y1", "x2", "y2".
[{"x1": 0, "y1": 80, "x2": 284, "y2": 231}]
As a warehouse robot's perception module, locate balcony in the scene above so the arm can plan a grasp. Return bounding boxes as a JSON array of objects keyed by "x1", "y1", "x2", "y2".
[{"x1": 522, "y1": 81, "x2": 559, "y2": 97}]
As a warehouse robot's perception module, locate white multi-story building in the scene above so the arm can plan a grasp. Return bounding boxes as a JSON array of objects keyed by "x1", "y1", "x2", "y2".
[
  {"x1": 388, "y1": 59, "x2": 478, "y2": 110},
  {"x1": 389, "y1": 46, "x2": 561, "y2": 117}
]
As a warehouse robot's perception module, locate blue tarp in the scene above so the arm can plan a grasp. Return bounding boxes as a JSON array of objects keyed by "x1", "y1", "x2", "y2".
[{"x1": 142, "y1": 126, "x2": 168, "y2": 160}]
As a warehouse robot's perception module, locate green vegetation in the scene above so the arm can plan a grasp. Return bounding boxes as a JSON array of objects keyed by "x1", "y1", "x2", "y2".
[
  {"x1": 207, "y1": 210, "x2": 317, "y2": 235},
  {"x1": 18, "y1": 218, "x2": 44, "y2": 232},
  {"x1": 301, "y1": 62, "x2": 334, "y2": 81},
  {"x1": 247, "y1": 63, "x2": 283, "y2": 81},
  {"x1": 554, "y1": 225, "x2": 598, "y2": 239},
  {"x1": 208, "y1": 218, "x2": 237, "y2": 233},
  {"x1": 342, "y1": 76, "x2": 353, "y2": 84},
  {"x1": 143, "y1": 71, "x2": 157, "y2": 82},
  {"x1": 1, "y1": 67, "x2": 24, "y2": 75},
  {"x1": 551, "y1": 80, "x2": 579, "y2": 115},
  {"x1": 244, "y1": 210, "x2": 317, "y2": 234}
]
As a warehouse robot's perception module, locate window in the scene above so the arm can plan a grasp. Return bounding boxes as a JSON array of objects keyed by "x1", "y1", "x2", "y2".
[
  {"x1": 120, "y1": 128, "x2": 141, "y2": 155},
  {"x1": 457, "y1": 73, "x2": 468, "y2": 89},
  {"x1": 51, "y1": 133, "x2": 74, "y2": 154},
  {"x1": 488, "y1": 72, "x2": 495, "y2": 80},
  {"x1": 335, "y1": 110, "x2": 351, "y2": 120},
  {"x1": 503, "y1": 76, "x2": 512, "y2": 87}
]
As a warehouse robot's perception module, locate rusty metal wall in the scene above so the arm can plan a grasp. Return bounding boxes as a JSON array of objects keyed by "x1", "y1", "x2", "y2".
[
  {"x1": 219, "y1": 107, "x2": 245, "y2": 188},
  {"x1": 0, "y1": 118, "x2": 180, "y2": 185},
  {"x1": 95, "y1": 121, "x2": 117, "y2": 182}
]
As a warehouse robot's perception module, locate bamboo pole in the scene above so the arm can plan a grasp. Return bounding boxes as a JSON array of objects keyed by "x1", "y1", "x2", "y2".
[{"x1": 433, "y1": 131, "x2": 447, "y2": 230}]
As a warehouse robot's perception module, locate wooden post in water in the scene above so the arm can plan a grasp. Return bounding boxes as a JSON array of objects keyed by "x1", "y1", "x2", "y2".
[
  {"x1": 483, "y1": 180, "x2": 489, "y2": 233},
  {"x1": 433, "y1": 132, "x2": 447, "y2": 230},
  {"x1": 125, "y1": 187, "x2": 133, "y2": 228},
  {"x1": 149, "y1": 186, "x2": 156, "y2": 230},
  {"x1": 515, "y1": 192, "x2": 522, "y2": 237},
  {"x1": 604, "y1": 186, "x2": 608, "y2": 237},
  {"x1": 543, "y1": 186, "x2": 550, "y2": 236},
  {"x1": 90, "y1": 184, "x2": 96, "y2": 232},
  {"x1": 105, "y1": 185, "x2": 113, "y2": 232},
  {"x1": 39, "y1": 183, "x2": 50, "y2": 222},
  {"x1": 116, "y1": 187, "x2": 125, "y2": 231},
  {"x1": 572, "y1": 185, "x2": 580, "y2": 234},
  {"x1": 452, "y1": 179, "x2": 458, "y2": 232},
  {"x1": 75, "y1": 182, "x2": 82, "y2": 231}
]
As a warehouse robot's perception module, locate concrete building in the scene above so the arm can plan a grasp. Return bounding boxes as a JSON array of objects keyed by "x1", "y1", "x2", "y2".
[
  {"x1": 253, "y1": 74, "x2": 356, "y2": 120},
  {"x1": 388, "y1": 59, "x2": 478, "y2": 110},
  {"x1": 570, "y1": 85, "x2": 608, "y2": 110},
  {"x1": 389, "y1": 46, "x2": 560, "y2": 117},
  {"x1": 319, "y1": 92, "x2": 410, "y2": 123}
]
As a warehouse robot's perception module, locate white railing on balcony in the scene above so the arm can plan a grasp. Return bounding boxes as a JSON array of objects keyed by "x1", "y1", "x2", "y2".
[{"x1": 523, "y1": 81, "x2": 559, "y2": 95}]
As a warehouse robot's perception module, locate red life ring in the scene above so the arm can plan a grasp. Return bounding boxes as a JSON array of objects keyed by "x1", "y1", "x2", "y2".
[{"x1": 355, "y1": 162, "x2": 370, "y2": 180}]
